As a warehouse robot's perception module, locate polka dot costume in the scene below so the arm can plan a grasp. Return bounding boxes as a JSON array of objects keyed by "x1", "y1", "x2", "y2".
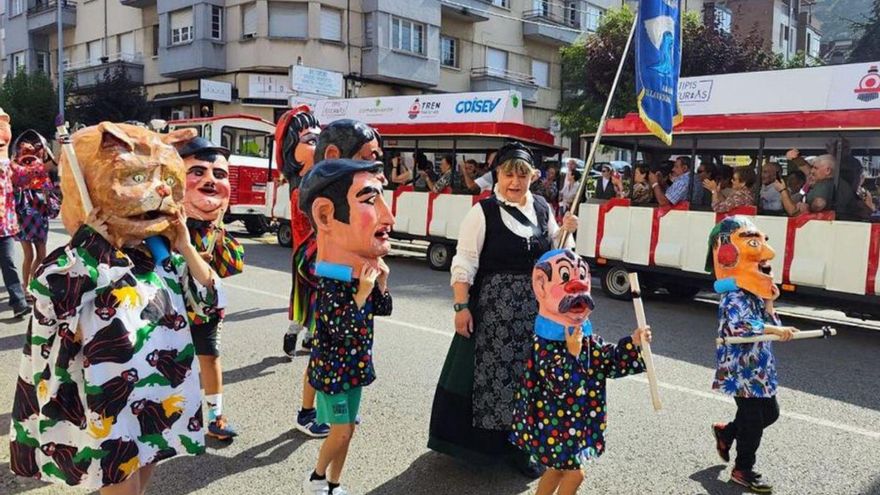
[{"x1": 509, "y1": 329, "x2": 645, "y2": 470}]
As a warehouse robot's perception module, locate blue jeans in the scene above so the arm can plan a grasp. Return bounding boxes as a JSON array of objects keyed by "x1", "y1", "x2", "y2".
[{"x1": 0, "y1": 235, "x2": 26, "y2": 311}]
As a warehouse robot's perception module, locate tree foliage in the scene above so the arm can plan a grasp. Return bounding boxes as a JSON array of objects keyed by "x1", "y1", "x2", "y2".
[
  {"x1": 847, "y1": 1, "x2": 880, "y2": 63},
  {"x1": 70, "y1": 65, "x2": 150, "y2": 126},
  {"x1": 559, "y1": 6, "x2": 787, "y2": 137},
  {"x1": 0, "y1": 70, "x2": 59, "y2": 141}
]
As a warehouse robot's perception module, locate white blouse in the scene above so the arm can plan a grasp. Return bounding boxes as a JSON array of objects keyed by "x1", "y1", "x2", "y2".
[{"x1": 450, "y1": 186, "x2": 575, "y2": 285}]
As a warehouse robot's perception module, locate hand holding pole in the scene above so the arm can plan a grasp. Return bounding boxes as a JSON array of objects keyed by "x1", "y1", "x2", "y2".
[
  {"x1": 716, "y1": 327, "x2": 836, "y2": 346},
  {"x1": 629, "y1": 272, "x2": 662, "y2": 411}
]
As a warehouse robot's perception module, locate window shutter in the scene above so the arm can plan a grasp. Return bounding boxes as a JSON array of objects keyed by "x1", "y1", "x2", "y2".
[
  {"x1": 320, "y1": 8, "x2": 342, "y2": 41},
  {"x1": 170, "y1": 8, "x2": 193, "y2": 31},
  {"x1": 120, "y1": 32, "x2": 135, "y2": 58},
  {"x1": 269, "y1": 3, "x2": 308, "y2": 38},
  {"x1": 242, "y1": 3, "x2": 258, "y2": 36}
]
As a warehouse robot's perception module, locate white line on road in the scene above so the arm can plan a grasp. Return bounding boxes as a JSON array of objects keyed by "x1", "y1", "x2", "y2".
[{"x1": 225, "y1": 281, "x2": 880, "y2": 441}]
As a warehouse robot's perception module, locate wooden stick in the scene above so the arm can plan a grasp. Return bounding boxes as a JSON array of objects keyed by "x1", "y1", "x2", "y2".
[
  {"x1": 716, "y1": 327, "x2": 837, "y2": 346},
  {"x1": 56, "y1": 122, "x2": 93, "y2": 213},
  {"x1": 628, "y1": 272, "x2": 662, "y2": 411}
]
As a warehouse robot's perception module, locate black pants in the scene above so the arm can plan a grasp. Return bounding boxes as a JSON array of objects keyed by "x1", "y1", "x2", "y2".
[{"x1": 720, "y1": 396, "x2": 780, "y2": 471}]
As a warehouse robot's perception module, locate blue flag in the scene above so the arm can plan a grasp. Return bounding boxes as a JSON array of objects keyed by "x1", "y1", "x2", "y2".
[{"x1": 636, "y1": 0, "x2": 683, "y2": 145}]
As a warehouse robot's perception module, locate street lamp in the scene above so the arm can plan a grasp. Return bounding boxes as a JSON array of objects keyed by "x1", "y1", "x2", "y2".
[{"x1": 56, "y1": 0, "x2": 64, "y2": 122}]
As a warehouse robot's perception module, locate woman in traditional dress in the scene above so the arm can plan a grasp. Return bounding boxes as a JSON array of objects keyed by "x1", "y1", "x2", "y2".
[
  {"x1": 10, "y1": 131, "x2": 58, "y2": 298},
  {"x1": 428, "y1": 142, "x2": 578, "y2": 478}
]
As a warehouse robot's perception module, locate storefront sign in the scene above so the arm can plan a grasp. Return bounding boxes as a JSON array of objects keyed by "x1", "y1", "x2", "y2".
[
  {"x1": 248, "y1": 74, "x2": 292, "y2": 100},
  {"x1": 290, "y1": 65, "x2": 344, "y2": 98},
  {"x1": 313, "y1": 90, "x2": 524, "y2": 125},
  {"x1": 199, "y1": 79, "x2": 232, "y2": 103}
]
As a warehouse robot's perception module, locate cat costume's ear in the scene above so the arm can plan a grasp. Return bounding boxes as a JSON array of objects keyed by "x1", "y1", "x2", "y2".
[
  {"x1": 161, "y1": 127, "x2": 198, "y2": 147},
  {"x1": 97, "y1": 122, "x2": 135, "y2": 152}
]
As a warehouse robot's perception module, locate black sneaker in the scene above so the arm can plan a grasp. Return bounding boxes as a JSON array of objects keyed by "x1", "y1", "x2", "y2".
[
  {"x1": 730, "y1": 469, "x2": 773, "y2": 493},
  {"x1": 12, "y1": 305, "x2": 30, "y2": 319},
  {"x1": 712, "y1": 423, "x2": 731, "y2": 463},
  {"x1": 283, "y1": 324, "x2": 299, "y2": 358}
]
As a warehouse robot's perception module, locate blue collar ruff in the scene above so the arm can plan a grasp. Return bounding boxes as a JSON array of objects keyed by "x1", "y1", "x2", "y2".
[
  {"x1": 534, "y1": 314, "x2": 593, "y2": 341},
  {"x1": 315, "y1": 261, "x2": 354, "y2": 282}
]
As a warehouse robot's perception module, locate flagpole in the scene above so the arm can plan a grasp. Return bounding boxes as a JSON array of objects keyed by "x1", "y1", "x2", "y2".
[{"x1": 558, "y1": 15, "x2": 638, "y2": 249}]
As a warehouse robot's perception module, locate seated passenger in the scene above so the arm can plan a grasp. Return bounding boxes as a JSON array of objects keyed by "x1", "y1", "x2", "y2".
[
  {"x1": 413, "y1": 152, "x2": 432, "y2": 192},
  {"x1": 630, "y1": 162, "x2": 653, "y2": 205},
  {"x1": 776, "y1": 154, "x2": 836, "y2": 216},
  {"x1": 649, "y1": 156, "x2": 692, "y2": 207},
  {"x1": 594, "y1": 165, "x2": 617, "y2": 200},
  {"x1": 453, "y1": 159, "x2": 480, "y2": 194},
  {"x1": 421, "y1": 153, "x2": 455, "y2": 193},
  {"x1": 759, "y1": 161, "x2": 783, "y2": 214},
  {"x1": 706, "y1": 166, "x2": 756, "y2": 213},
  {"x1": 390, "y1": 152, "x2": 413, "y2": 187}
]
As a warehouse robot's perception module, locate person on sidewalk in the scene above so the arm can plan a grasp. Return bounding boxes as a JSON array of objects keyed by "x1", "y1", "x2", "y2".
[
  {"x1": 707, "y1": 216, "x2": 799, "y2": 494},
  {"x1": 179, "y1": 137, "x2": 244, "y2": 442},
  {"x1": 510, "y1": 248, "x2": 650, "y2": 495},
  {"x1": 299, "y1": 158, "x2": 393, "y2": 495},
  {"x1": 0, "y1": 108, "x2": 29, "y2": 318}
]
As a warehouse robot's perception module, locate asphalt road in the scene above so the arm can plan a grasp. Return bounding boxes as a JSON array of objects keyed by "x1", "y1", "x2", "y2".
[{"x1": 0, "y1": 222, "x2": 878, "y2": 495}]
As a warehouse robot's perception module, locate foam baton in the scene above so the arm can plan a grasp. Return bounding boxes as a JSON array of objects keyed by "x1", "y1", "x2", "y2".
[
  {"x1": 716, "y1": 326, "x2": 836, "y2": 346},
  {"x1": 628, "y1": 272, "x2": 662, "y2": 411},
  {"x1": 55, "y1": 118, "x2": 93, "y2": 212}
]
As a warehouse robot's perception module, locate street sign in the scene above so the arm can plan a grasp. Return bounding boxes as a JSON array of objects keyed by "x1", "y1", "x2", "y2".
[
  {"x1": 290, "y1": 65, "x2": 344, "y2": 99},
  {"x1": 200, "y1": 79, "x2": 232, "y2": 103}
]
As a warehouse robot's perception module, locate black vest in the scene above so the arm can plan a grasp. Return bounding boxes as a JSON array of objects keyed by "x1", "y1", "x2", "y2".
[{"x1": 477, "y1": 195, "x2": 551, "y2": 275}]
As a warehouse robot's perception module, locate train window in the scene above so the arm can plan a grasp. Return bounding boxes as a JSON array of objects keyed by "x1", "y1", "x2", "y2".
[{"x1": 220, "y1": 126, "x2": 271, "y2": 158}]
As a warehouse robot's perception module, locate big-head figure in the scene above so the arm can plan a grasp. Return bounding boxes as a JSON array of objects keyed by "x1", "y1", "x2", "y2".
[
  {"x1": 276, "y1": 105, "x2": 321, "y2": 187},
  {"x1": 178, "y1": 136, "x2": 231, "y2": 223},
  {"x1": 707, "y1": 215, "x2": 777, "y2": 299},
  {"x1": 59, "y1": 122, "x2": 196, "y2": 247},
  {"x1": 299, "y1": 159, "x2": 393, "y2": 273},
  {"x1": 315, "y1": 119, "x2": 382, "y2": 162},
  {"x1": 532, "y1": 248, "x2": 595, "y2": 331},
  {"x1": 0, "y1": 108, "x2": 10, "y2": 161}
]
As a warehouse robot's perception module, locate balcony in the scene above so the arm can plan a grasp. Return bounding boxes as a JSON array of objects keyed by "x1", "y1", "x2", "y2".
[
  {"x1": 362, "y1": 47, "x2": 439, "y2": 88},
  {"x1": 65, "y1": 53, "x2": 144, "y2": 91},
  {"x1": 440, "y1": 0, "x2": 489, "y2": 22},
  {"x1": 470, "y1": 67, "x2": 537, "y2": 103},
  {"x1": 120, "y1": 0, "x2": 155, "y2": 8},
  {"x1": 27, "y1": 0, "x2": 76, "y2": 34},
  {"x1": 159, "y1": 40, "x2": 226, "y2": 78},
  {"x1": 522, "y1": 9, "x2": 580, "y2": 46}
]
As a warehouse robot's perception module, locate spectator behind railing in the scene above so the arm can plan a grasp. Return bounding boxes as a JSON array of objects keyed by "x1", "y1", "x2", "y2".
[
  {"x1": 706, "y1": 166, "x2": 756, "y2": 213},
  {"x1": 629, "y1": 162, "x2": 653, "y2": 205},
  {"x1": 593, "y1": 165, "x2": 617, "y2": 200},
  {"x1": 648, "y1": 156, "x2": 691, "y2": 206},
  {"x1": 775, "y1": 154, "x2": 836, "y2": 216},
  {"x1": 558, "y1": 167, "x2": 580, "y2": 215},
  {"x1": 532, "y1": 166, "x2": 559, "y2": 204},
  {"x1": 759, "y1": 161, "x2": 783, "y2": 214}
]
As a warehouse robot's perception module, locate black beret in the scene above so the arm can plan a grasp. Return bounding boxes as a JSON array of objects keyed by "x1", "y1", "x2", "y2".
[
  {"x1": 299, "y1": 158, "x2": 383, "y2": 212},
  {"x1": 177, "y1": 136, "x2": 230, "y2": 159}
]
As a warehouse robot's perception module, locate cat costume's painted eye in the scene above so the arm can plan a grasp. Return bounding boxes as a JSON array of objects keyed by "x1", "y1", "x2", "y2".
[
  {"x1": 132, "y1": 173, "x2": 146, "y2": 183},
  {"x1": 164, "y1": 176, "x2": 176, "y2": 186}
]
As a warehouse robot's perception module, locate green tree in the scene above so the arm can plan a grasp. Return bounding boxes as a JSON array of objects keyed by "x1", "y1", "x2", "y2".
[
  {"x1": 70, "y1": 65, "x2": 150, "y2": 125},
  {"x1": 848, "y1": 1, "x2": 880, "y2": 63},
  {"x1": 0, "y1": 70, "x2": 59, "y2": 141},
  {"x1": 559, "y1": 7, "x2": 784, "y2": 137}
]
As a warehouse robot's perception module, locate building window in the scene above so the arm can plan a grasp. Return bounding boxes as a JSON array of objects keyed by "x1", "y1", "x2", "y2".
[
  {"x1": 242, "y1": 3, "x2": 258, "y2": 38},
  {"x1": 211, "y1": 6, "x2": 223, "y2": 41},
  {"x1": 170, "y1": 8, "x2": 194, "y2": 45},
  {"x1": 152, "y1": 24, "x2": 159, "y2": 56},
  {"x1": 269, "y1": 2, "x2": 308, "y2": 38},
  {"x1": 440, "y1": 36, "x2": 458, "y2": 68},
  {"x1": 584, "y1": 4, "x2": 603, "y2": 32},
  {"x1": 714, "y1": 7, "x2": 732, "y2": 33},
  {"x1": 320, "y1": 8, "x2": 342, "y2": 42},
  {"x1": 119, "y1": 32, "x2": 136, "y2": 58},
  {"x1": 565, "y1": 2, "x2": 577, "y2": 26},
  {"x1": 36, "y1": 51, "x2": 50, "y2": 74},
  {"x1": 10, "y1": 0, "x2": 23, "y2": 16},
  {"x1": 532, "y1": 59, "x2": 549, "y2": 87},
  {"x1": 491, "y1": 0, "x2": 508, "y2": 7},
  {"x1": 87, "y1": 40, "x2": 103, "y2": 66},
  {"x1": 11, "y1": 52, "x2": 25, "y2": 73},
  {"x1": 364, "y1": 15, "x2": 374, "y2": 47},
  {"x1": 391, "y1": 17, "x2": 425, "y2": 55},
  {"x1": 486, "y1": 47, "x2": 507, "y2": 76}
]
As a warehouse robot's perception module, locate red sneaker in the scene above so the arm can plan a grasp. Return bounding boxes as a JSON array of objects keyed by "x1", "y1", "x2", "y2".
[{"x1": 712, "y1": 423, "x2": 731, "y2": 463}]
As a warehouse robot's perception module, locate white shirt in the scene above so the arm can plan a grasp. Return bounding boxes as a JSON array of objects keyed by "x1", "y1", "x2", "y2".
[
  {"x1": 475, "y1": 171, "x2": 494, "y2": 192},
  {"x1": 560, "y1": 177, "x2": 578, "y2": 206},
  {"x1": 450, "y1": 186, "x2": 575, "y2": 285}
]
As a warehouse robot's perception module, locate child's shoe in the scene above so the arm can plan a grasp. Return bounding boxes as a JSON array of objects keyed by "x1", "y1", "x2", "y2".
[
  {"x1": 712, "y1": 423, "x2": 731, "y2": 462},
  {"x1": 329, "y1": 486, "x2": 351, "y2": 495},
  {"x1": 303, "y1": 472, "x2": 329, "y2": 495},
  {"x1": 730, "y1": 469, "x2": 773, "y2": 493},
  {"x1": 296, "y1": 409, "x2": 330, "y2": 438},
  {"x1": 207, "y1": 416, "x2": 238, "y2": 441},
  {"x1": 283, "y1": 323, "x2": 300, "y2": 358}
]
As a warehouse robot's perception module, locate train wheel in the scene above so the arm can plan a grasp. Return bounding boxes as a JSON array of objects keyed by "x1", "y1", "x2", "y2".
[
  {"x1": 277, "y1": 222, "x2": 292, "y2": 247},
  {"x1": 600, "y1": 265, "x2": 632, "y2": 300},
  {"x1": 428, "y1": 242, "x2": 454, "y2": 271}
]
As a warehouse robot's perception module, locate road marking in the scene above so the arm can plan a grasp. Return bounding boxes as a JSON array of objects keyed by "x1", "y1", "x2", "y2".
[{"x1": 225, "y1": 280, "x2": 880, "y2": 441}]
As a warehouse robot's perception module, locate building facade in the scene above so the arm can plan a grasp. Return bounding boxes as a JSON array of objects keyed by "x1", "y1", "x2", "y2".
[{"x1": 1, "y1": 0, "x2": 619, "y2": 144}]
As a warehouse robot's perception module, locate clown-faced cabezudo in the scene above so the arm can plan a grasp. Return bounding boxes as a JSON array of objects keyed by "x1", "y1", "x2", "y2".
[{"x1": 708, "y1": 216, "x2": 799, "y2": 493}]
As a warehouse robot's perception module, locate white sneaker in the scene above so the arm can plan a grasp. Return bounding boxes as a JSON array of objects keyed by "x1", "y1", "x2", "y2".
[
  {"x1": 302, "y1": 473, "x2": 329, "y2": 495},
  {"x1": 329, "y1": 486, "x2": 352, "y2": 495}
]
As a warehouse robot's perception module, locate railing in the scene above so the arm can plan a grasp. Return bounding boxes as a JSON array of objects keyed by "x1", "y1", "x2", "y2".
[
  {"x1": 522, "y1": 8, "x2": 579, "y2": 28},
  {"x1": 27, "y1": 0, "x2": 76, "y2": 16},
  {"x1": 471, "y1": 66, "x2": 537, "y2": 86},
  {"x1": 65, "y1": 52, "x2": 144, "y2": 71}
]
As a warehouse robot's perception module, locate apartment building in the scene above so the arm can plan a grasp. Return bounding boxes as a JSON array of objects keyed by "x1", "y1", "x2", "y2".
[
  {"x1": 0, "y1": 0, "x2": 618, "y2": 143},
  {"x1": 702, "y1": 0, "x2": 822, "y2": 61}
]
